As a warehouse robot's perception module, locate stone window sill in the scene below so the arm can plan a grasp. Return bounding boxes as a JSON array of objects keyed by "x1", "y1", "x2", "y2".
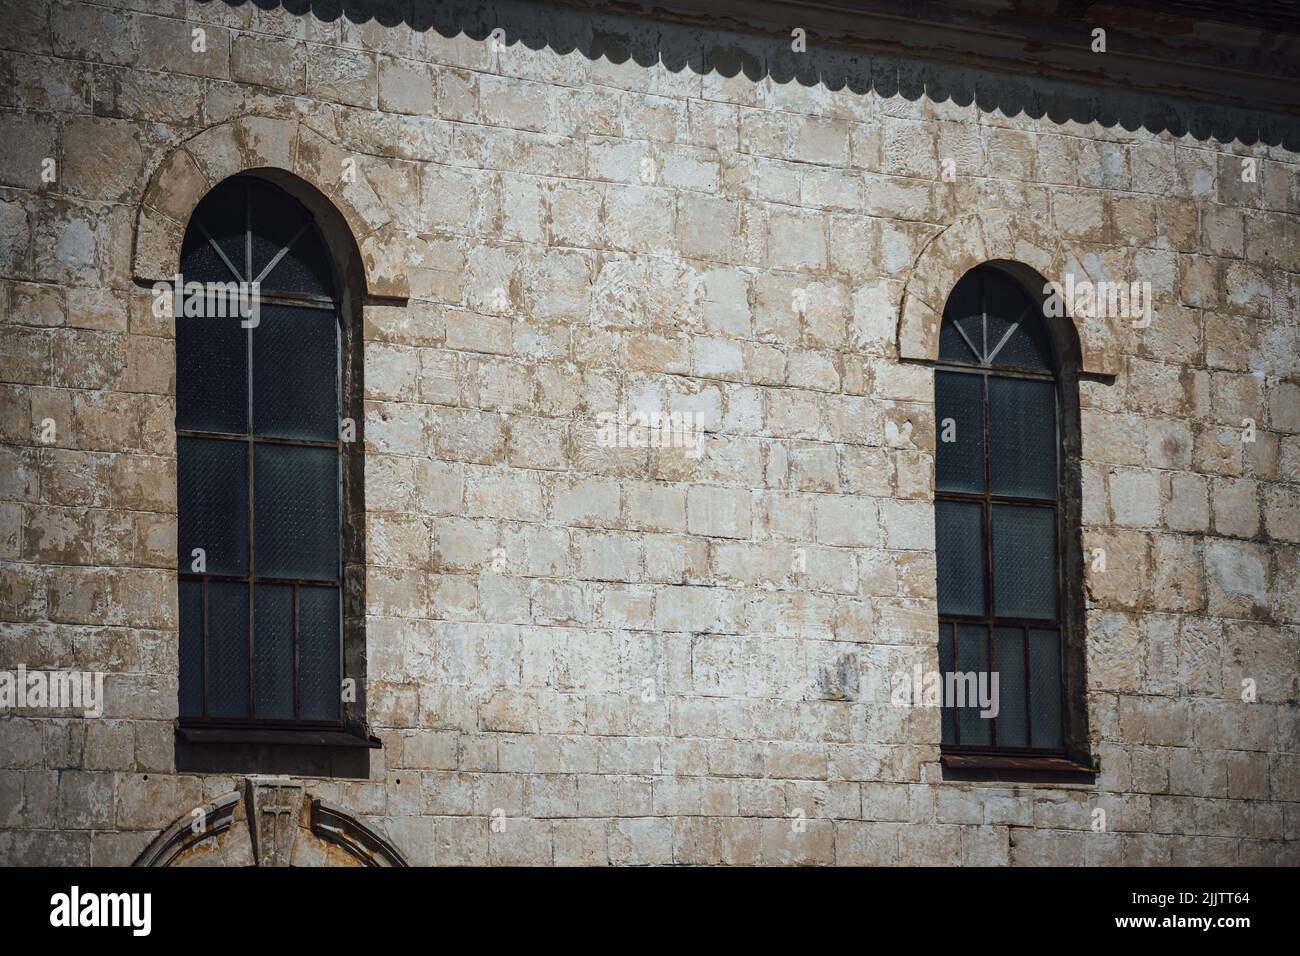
[
  {"x1": 175, "y1": 723, "x2": 381, "y2": 749},
  {"x1": 940, "y1": 751, "x2": 1097, "y2": 781}
]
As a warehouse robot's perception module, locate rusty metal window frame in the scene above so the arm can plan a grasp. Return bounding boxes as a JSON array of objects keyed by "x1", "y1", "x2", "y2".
[
  {"x1": 176, "y1": 177, "x2": 344, "y2": 732},
  {"x1": 934, "y1": 267, "x2": 1068, "y2": 756}
]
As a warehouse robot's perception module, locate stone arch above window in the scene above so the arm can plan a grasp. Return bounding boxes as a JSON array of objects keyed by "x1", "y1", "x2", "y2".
[
  {"x1": 133, "y1": 778, "x2": 408, "y2": 867},
  {"x1": 133, "y1": 115, "x2": 409, "y2": 299},
  {"x1": 896, "y1": 208, "x2": 1123, "y2": 377}
]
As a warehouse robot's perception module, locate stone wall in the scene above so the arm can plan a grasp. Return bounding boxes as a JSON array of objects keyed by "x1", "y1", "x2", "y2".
[{"x1": 0, "y1": 0, "x2": 1297, "y2": 865}]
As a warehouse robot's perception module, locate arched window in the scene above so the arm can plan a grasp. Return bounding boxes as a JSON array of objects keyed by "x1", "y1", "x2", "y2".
[
  {"x1": 933, "y1": 264, "x2": 1076, "y2": 756},
  {"x1": 175, "y1": 175, "x2": 345, "y2": 729}
]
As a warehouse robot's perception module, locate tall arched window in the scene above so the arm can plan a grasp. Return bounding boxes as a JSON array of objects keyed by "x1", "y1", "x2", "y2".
[
  {"x1": 175, "y1": 175, "x2": 345, "y2": 730},
  {"x1": 933, "y1": 264, "x2": 1076, "y2": 756}
]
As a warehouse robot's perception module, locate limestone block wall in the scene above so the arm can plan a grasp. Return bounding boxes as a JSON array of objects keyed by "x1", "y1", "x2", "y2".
[{"x1": 0, "y1": 0, "x2": 1296, "y2": 865}]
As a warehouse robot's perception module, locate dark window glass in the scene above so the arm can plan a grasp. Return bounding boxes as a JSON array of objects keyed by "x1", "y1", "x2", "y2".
[
  {"x1": 176, "y1": 313, "x2": 247, "y2": 434},
  {"x1": 207, "y1": 581, "x2": 250, "y2": 719},
  {"x1": 254, "y1": 585, "x2": 295, "y2": 720},
  {"x1": 176, "y1": 176, "x2": 343, "y2": 727},
  {"x1": 935, "y1": 500, "x2": 985, "y2": 616},
  {"x1": 181, "y1": 184, "x2": 245, "y2": 284},
  {"x1": 262, "y1": 227, "x2": 334, "y2": 298},
  {"x1": 176, "y1": 437, "x2": 247, "y2": 576},
  {"x1": 938, "y1": 625, "x2": 956, "y2": 745},
  {"x1": 179, "y1": 231, "x2": 239, "y2": 286},
  {"x1": 933, "y1": 265, "x2": 1068, "y2": 753},
  {"x1": 934, "y1": 371, "x2": 984, "y2": 493},
  {"x1": 299, "y1": 587, "x2": 341, "y2": 722},
  {"x1": 249, "y1": 180, "x2": 307, "y2": 277},
  {"x1": 991, "y1": 316, "x2": 1050, "y2": 370},
  {"x1": 254, "y1": 444, "x2": 338, "y2": 581},
  {"x1": 178, "y1": 581, "x2": 204, "y2": 718},
  {"x1": 992, "y1": 504, "x2": 1057, "y2": 619},
  {"x1": 944, "y1": 269, "x2": 981, "y2": 323},
  {"x1": 1029, "y1": 629, "x2": 1064, "y2": 748},
  {"x1": 936, "y1": 266, "x2": 1050, "y2": 371},
  {"x1": 992, "y1": 627, "x2": 1028, "y2": 748},
  {"x1": 982, "y1": 268, "x2": 1047, "y2": 369},
  {"x1": 939, "y1": 315, "x2": 978, "y2": 363},
  {"x1": 955, "y1": 624, "x2": 991, "y2": 747},
  {"x1": 252, "y1": 306, "x2": 338, "y2": 440},
  {"x1": 989, "y1": 377, "x2": 1056, "y2": 499},
  {"x1": 247, "y1": 179, "x2": 335, "y2": 297}
]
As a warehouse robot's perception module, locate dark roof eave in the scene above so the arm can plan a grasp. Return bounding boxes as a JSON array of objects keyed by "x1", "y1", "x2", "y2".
[{"x1": 558, "y1": 0, "x2": 1300, "y2": 117}]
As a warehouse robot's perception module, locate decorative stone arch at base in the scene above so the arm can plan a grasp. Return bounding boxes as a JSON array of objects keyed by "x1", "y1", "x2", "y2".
[
  {"x1": 132, "y1": 115, "x2": 409, "y2": 300},
  {"x1": 132, "y1": 777, "x2": 408, "y2": 868},
  {"x1": 896, "y1": 208, "x2": 1123, "y2": 377}
]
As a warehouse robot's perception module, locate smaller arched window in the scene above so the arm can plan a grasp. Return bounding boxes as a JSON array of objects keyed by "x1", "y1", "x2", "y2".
[
  {"x1": 933, "y1": 265, "x2": 1067, "y2": 754},
  {"x1": 175, "y1": 176, "x2": 345, "y2": 729}
]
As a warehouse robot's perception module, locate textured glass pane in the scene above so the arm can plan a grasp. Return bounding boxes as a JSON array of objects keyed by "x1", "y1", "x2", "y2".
[
  {"x1": 1029, "y1": 629, "x2": 1064, "y2": 749},
  {"x1": 254, "y1": 443, "x2": 338, "y2": 580},
  {"x1": 178, "y1": 580, "x2": 204, "y2": 718},
  {"x1": 934, "y1": 500, "x2": 985, "y2": 616},
  {"x1": 263, "y1": 228, "x2": 334, "y2": 298},
  {"x1": 992, "y1": 627, "x2": 1027, "y2": 748},
  {"x1": 983, "y1": 267, "x2": 1029, "y2": 318},
  {"x1": 254, "y1": 585, "x2": 294, "y2": 720},
  {"x1": 939, "y1": 317, "x2": 978, "y2": 363},
  {"x1": 177, "y1": 437, "x2": 247, "y2": 576},
  {"x1": 988, "y1": 377, "x2": 1057, "y2": 499},
  {"x1": 207, "y1": 581, "x2": 249, "y2": 719},
  {"x1": 992, "y1": 505, "x2": 1057, "y2": 619},
  {"x1": 982, "y1": 269, "x2": 1050, "y2": 370},
  {"x1": 940, "y1": 270, "x2": 981, "y2": 362},
  {"x1": 989, "y1": 316, "x2": 1051, "y2": 370},
  {"x1": 248, "y1": 180, "x2": 308, "y2": 277},
  {"x1": 179, "y1": 229, "x2": 241, "y2": 286},
  {"x1": 938, "y1": 624, "x2": 956, "y2": 746},
  {"x1": 245, "y1": 181, "x2": 334, "y2": 297},
  {"x1": 955, "y1": 624, "x2": 991, "y2": 746},
  {"x1": 183, "y1": 182, "x2": 247, "y2": 281},
  {"x1": 945, "y1": 270, "x2": 982, "y2": 323},
  {"x1": 299, "y1": 586, "x2": 341, "y2": 721},
  {"x1": 175, "y1": 314, "x2": 247, "y2": 434},
  {"x1": 984, "y1": 311, "x2": 1017, "y2": 361},
  {"x1": 252, "y1": 305, "x2": 338, "y2": 440},
  {"x1": 935, "y1": 371, "x2": 984, "y2": 493}
]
